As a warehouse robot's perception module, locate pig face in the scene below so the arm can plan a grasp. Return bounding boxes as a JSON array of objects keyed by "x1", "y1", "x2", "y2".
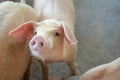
[
  {"x1": 9, "y1": 19, "x2": 78, "y2": 62},
  {"x1": 29, "y1": 20, "x2": 65, "y2": 61}
]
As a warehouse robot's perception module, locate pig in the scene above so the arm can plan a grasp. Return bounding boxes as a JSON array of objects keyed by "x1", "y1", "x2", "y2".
[
  {"x1": 0, "y1": 1, "x2": 38, "y2": 80},
  {"x1": 9, "y1": 0, "x2": 79, "y2": 80},
  {"x1": 80, "y1": 57, "x2": 120, "y2": 80}
]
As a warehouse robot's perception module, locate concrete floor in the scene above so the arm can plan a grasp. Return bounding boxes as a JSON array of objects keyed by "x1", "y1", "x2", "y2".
[
  {"x1": 13, "y1": 0, "x2": 120, "y2": 80},
  {"x1": 75, "y1": 0, "x2": 120, "y2": 73}
]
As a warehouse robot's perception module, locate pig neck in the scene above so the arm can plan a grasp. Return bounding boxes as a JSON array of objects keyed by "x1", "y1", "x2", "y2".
[{"x1": 62, "y1": 39, "x2": 77, "y2": 62}]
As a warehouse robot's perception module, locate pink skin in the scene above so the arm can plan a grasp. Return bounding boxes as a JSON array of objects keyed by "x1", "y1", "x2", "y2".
[
  {"x1": 9, "y1": 19, "x2": 78, "y2": 61},
  {"x1": 9, "y1": 19, "x2": 79, "y2": 80},
  {"x1": 80, "y1": 57, "x2": 120, "y2": 80},
  {"x1": 9, "y1": 0, "x2": 79, "y2": 79},
  {"x1": 0, "y1": 1, "x2": 38, "y2": 80},
  {"x1": 29, "y1": 36, "x2": 46, "y2": 52}
]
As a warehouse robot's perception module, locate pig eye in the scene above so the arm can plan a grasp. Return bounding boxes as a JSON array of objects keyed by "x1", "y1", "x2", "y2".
[
  {"x1": 34, "y1": 32, "x2": 37, "y2": 35},
  {"x1": 55, "y1": 32, "x2": 60, "y2": 37}
]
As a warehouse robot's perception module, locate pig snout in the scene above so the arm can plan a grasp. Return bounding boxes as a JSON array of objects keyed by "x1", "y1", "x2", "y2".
[{"x1": 29, "y1": 36, "x2": 46, "y2": 51}]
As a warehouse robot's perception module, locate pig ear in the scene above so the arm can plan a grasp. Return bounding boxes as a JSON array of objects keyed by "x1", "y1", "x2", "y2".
[
  {"x1": 9, "y1": 21, "x2": 36, "y2": 42},
  {"x1": 60, "y1": 22, "x2": 78, "y2": 45}
]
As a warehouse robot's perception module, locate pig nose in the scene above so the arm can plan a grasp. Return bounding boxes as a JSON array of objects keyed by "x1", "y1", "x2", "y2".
[{"x1": 30, "y1": 36, "x2": 46, "y2": 50}]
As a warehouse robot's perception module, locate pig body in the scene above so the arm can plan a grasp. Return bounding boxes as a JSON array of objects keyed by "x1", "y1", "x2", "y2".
[
  {"x1": 9, "y1": 0, "x2": 79, "y2": 80},
  {"x1": 33, "y1": 0, "x2": 79, "y2": 78},
  {"x1": 0, "y1": 1, "x2": 38, "y2": 80},
  {"x1": 80, "y1": 57, "x2": 120, "y2": 80},
  {"x1": 33, "y1": 0, "x2": 78, "y2": 68}
]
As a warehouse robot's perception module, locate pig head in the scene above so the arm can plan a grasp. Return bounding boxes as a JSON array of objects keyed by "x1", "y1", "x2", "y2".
[{"x1": 9, "y1": 19, "x2": 78, "y2": 62}]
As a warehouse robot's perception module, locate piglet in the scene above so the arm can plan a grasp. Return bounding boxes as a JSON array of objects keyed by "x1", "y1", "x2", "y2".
[
  {"x1": 80, "y1": 57, "x2": 120, "y2": 80},
  {"x1": 0, "y1": 1, "x2": 38, "y2": 80},
  {"x1": 9, "y1": 0, "x2": 79, "y2": 80}
]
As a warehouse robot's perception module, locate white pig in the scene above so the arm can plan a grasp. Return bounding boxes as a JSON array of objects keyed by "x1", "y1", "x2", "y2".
[
  {"x1": 9, "y1": 0, "x2": 79, "y2": 80},
  {"x1": 80, "y1": 57, "x2": 120, "y2": 80},
  {"x1": 0, "y1": 1, "x2": 38, "y2": 80}
]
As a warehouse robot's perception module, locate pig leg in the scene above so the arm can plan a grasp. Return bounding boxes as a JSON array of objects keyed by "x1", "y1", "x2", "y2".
[
  {"x1": 67, "y1": 61, "x2": 79, "y2": 76},
  {"x1": 39, "y1": 61, "x2": 49, "y2": 80}
]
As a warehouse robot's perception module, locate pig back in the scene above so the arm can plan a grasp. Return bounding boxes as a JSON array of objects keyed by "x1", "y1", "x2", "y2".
[
  {"x1": 0, "y1": 1, "x2": 38, "y2": 80},
  {"x1": 34, "y1": 0, "x2": 75, "y2": 31}
]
